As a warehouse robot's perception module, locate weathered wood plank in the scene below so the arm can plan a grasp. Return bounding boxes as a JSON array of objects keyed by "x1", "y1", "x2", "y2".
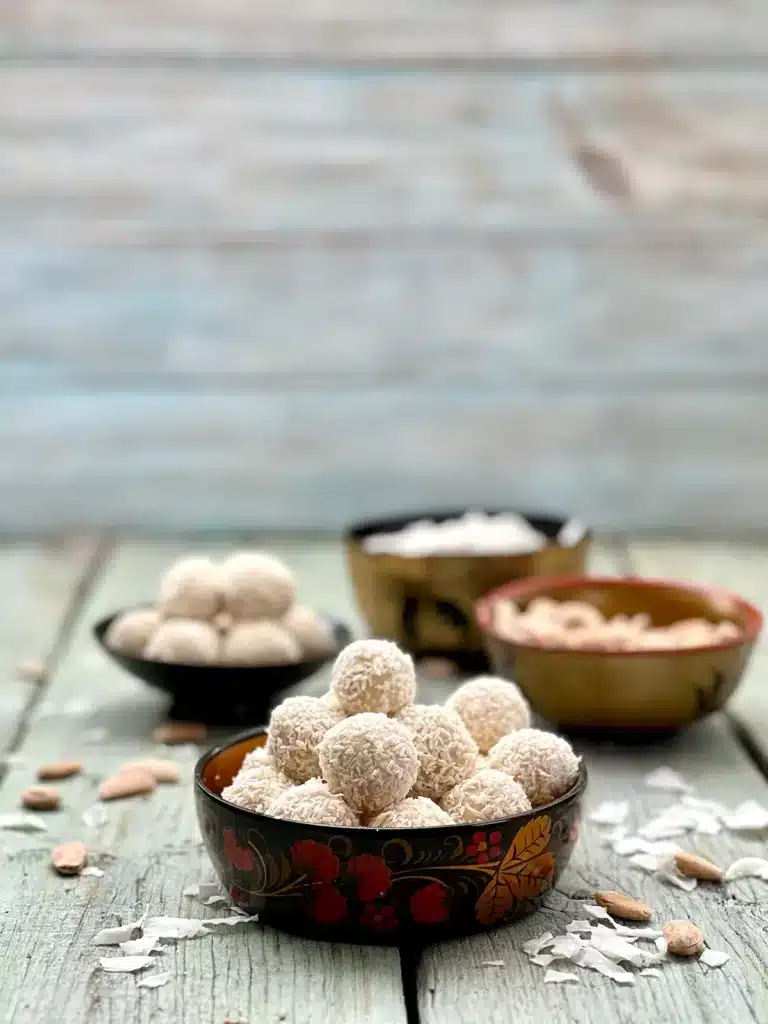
[
  {"x1": 1, "y1": 0, "x2": 766, "y2": 61},
  {"x1": 628, "y1": 540, "x2": 768, "y2": 765},
  {"x1": 419, "y1": 716, "x2": 768, "y2": 1024},
  {"x1": 0, "y1": 540, "x2": 405, "y2": 1024},
  {"x1": 3, "y1": 234, "x2": 768, "y2": 381},
  {"x1": 1, "y1": 69, "x2": 767, "y2": 241},
  {"x1": 0, "y1": 538, "x2": 100, "y2": 754},
  {"x1": 1, "y1": 389, "x2": 767, "y2": 533}
]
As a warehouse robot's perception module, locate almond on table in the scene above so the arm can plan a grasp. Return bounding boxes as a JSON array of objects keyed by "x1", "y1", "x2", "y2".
[
  {"x1": 21, "y1": 786, "x2": 60, "y2": 811},
  {"x1": 594, "y1": 890, "x2": 652, "y2": 922},
  {"x1": 120, "y1": 758, "x2": 181, "y2": 783},
  {"x1": 664, "y1": 919, "x2": 704, "y2": 956},
  {"x1": 51, "y1": 841, "x2": 88, "y2": 876},
  {"x1": 99, "y1": 768, "x2": 156, "y2": 801},
  {"x1": 152, "y1": 722, "x2": 208, "y2": 745},
  {"x1": 674, "y1": 851, "x2": 724, "y2": 882},
  {"x1": 37, "y1": 761, "x2": 82, "y2": 781}
]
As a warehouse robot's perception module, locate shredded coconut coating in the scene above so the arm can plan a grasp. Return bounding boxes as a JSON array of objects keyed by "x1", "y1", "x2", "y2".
[
  {"x1": 105, "y1": 608, "x2": 161, "y2": 658},
  {"x1": 220, "y1": 621, "x2": 301, "y2": 666},
  {"x1": 157, "y1": 556, "x2": 223, "y2": 619},
  {"x1": 144, "y1": 618, "x2": 219, "y2": 665},
  {"x1": 267, "y1": 696, "x2": 345, "y2": 783},
  {"x1": 487, "y1": 729, "x2": 580, "y2": 806},
  {"x1": 222, "y1": 771, "x2": 289, "y2": 813},
  {"x1": 330, "y1": 639, "x2": 416, "y2": 715},
  {"x1": 222, "y1": 551, "x2": 295, "y2": 620},
  {"x1": 281, "y1": 605, "x2": 335, "y2": 660},
  {"x1": 239, "y1": 748, "x2": 289, "y2": 784},
  {"x1": 445, "y1": 676, "x2": 531, "y2": 753},
  {"x1": 268, "y1": 779, "x2": 360, "y2": 826},
  {"x1": 396, "y1": 704, "x2": 477, "y2": 800},
  {"x1": 440, "y1": 769, "x2": 532, "y2": 823},
  {"x1": 319, "y1": 712, "x2": 419, "y2": 815},
  {"x1": 369, "y1": 797, "x2": 454, "y2": 828},
  {"x1": 318, "y1": 691, "x2": 348, "y2": 718}
]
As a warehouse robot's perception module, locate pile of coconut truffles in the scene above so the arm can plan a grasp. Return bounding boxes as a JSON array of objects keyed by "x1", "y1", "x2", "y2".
[
  {"x1": 105, "y1": 551, "x2": 335, "y2": 666},
  {"x1": 222, "y1": 639, "x2": 580, "y2": 827}
]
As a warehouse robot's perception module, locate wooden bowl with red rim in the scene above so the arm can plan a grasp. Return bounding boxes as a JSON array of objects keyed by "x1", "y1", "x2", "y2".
[{"x1": 476, "y1": 575, "x2": 762, "y2": 736}]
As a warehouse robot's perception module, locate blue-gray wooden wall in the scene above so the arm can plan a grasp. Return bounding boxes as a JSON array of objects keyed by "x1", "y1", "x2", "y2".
[{"x1": 2, "y1": 2, "x2": 767, "y2": 534}]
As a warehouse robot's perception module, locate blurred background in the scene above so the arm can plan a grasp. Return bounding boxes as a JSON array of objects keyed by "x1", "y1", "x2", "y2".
[{"x1": 2, "y1": 2, "x2": 767, "y2": 537}]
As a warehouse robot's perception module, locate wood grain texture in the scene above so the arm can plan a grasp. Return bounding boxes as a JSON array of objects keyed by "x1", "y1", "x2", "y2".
[
  {"x1": 419, "y1": 716, "x2": 768, "y2": 1024},
  {"x1": 628, "y1": 540, "x2": 768, "y2": 763},
  {"x1": 2, "y1": 0, "x2": 766, "y2": 61},
  {"x1": 1, "y1": 69, "x2": 767, "y2": 241},
  {"x1": 0, "y1": 538, "x2": 100, "y2": 754},
  {"x1": 3, "y1": 389, "x2": 768, "y2": 533},
  {"x1": 3, "y1": 235, "x2": 768, "y2": 381},
  {"x1": 0, "y1": 540, "x2": 404, "y2": 1024}
]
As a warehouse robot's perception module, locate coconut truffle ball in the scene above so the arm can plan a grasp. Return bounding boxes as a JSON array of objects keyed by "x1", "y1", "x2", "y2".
[
  {"x1": 222, "y1": 551, "x2": 295, "y2": 620},
  {"x1": 144, "y1": 618, "x2": 219, "y2": 665},
  {"x1": 440, "y1": 769, "x2": 532, "y2": 824},
  {"x1": 396, "y1": 704, "x2": 477, "y2": 800},
  {"x1": 487, "y1": 729, "x2": 580, "y2": 806},
  {"x1": 319, "y1": 713, "x2": 419, "y2": 816},
  {"x1": 268, "y1": 779, "x2": 360, "y2": 826},
  {"x1": 267, "y1": 695, "x2": 345, "y2": 783},
  {"x1": 445, "y1": 676, "x2": 531, "y2": 753},
  {"x1": 318, "y1": 691, "x2": 348, "y2": 718},
  {"x1": 369, "y1": 797, "x2": 454, "y2": 828},
  {"x1": 222, "y1": 771, "x2": 289, "y2": 813},
  {"x1": 330, "y1": 639, "x2": 416, "y2": 716},
  {"x1": 240, "y1": 748, "x2": 289, "y2": 783},
  {"x1": 282, "y1": 605, "x2": 335, "y2": 660},
  {"x1": 105, "y1": 607, "x2": 161, "y2": 657},
  {"x1": 157, "y1": 556, "x2": 223, "y2": 619},
  {"x1": 220, "y1": 621, "x2": 301, "y2": 666}
]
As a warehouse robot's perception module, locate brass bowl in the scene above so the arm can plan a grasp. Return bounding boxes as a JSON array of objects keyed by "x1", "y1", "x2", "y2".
[
  {"x1": 345, "y1": 510, "x2": 590, "y2": 668},
  {"x1": 476, "y1": 575, "x2": 763, "y2": 734}
]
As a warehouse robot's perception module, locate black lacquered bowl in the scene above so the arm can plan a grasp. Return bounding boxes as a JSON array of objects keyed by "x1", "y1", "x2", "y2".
[
  {"x1": 94, "y1": 611, "x2": 352, "y2": 725},
  {"x1": 195, "y1": 727, "x2": 587, "y2": 944}
]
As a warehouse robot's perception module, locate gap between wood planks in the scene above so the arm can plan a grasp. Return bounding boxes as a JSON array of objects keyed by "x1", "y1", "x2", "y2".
[{"x1": 0, "y1": 533, "x2": 114, "y2": 776}]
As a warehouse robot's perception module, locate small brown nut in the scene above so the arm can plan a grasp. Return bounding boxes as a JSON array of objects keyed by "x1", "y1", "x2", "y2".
[
  {"x1": 37, "y1": 761, "x2": 82, "y2": 781},
  {"x1": 152, "y1": 721, "x2": 208, "y2": 745},
  {"x1": 663, "y1": 920, "x2": 704, "y2": 957},
  {"x1": 51, "y1": 840, "x2": 88, "y2": 876},
  {"x1": 417, "y1": 657, "x2": 459, "y2": 681},
  {"x1": 674, "y1": 851, "x2": 724, "y2": 883},
  {"x1": 99, "y1": 768, "x2": 156, "y2": 801},
  {"x1": 120, "y1": 758, "x2": 180, "y2": 783},
  {"x1": 14, "y1": 659, "x2": 47, "y2": 683},
  {"x1": 21, "y1": 785, "x2": 60, "y2": 811},
  {"x1": 594, "y1": 890, "x2": 652, "y2": 922}
]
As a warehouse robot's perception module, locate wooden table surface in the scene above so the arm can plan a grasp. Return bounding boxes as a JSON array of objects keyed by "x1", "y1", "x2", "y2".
[{"x1": 1, "y1": 535, "x2": 767, "y2": 1024}]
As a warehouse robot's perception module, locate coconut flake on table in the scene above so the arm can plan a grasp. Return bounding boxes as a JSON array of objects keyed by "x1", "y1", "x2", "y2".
[
  {"x1": 120, "y1": 936, "x2": 161, "y2": 956},
  {"x1": 0, "y1": 812, "x2": 47, "y2": 832},
  {"x1": 724, "y1": 857, "x2": 768, "y2": 881},
  {"x1": 700, "y1": 949, "x2": 730, "y2": 968},
  {"x1": 589, "y1": 801, "x2": 630, "y2": 826},
  {"x1": 644, "y1": 767, "x2": 692, "y2": 793},
  {"x1": 480, "y1": 961, "x2": 505, "y2": 967},
  {"x1": 136, "y1": 971, "x2": 170, "y2": 989},
  {"x1": 522, "y1": 932, "x2": 554, "y2": 956},
  {"x1": 721, "y1": 801, "x2": 768, "y2": 831},
  {"x1": 82, "y1": 804, "x2": 109, "y2": 828},
  {"x1": 583, "y1": 905, "x2": 615, "y2": 924},
  {"x1": 81, "y1": 866, "x2": 105, "y2": 878},
  {"x1": 640, "y1": 968, "x2": 662, "y2": 978},
  {"x1": 100, "y1": 955, "x2": 154, "y2": 973},
  {"x1": 92, "y1": 916, "x2": 146, "y2": 945},
  {"x1": 544, "y1": 969, "x2": 580, "y2": 984},
  {"x1": 361, "y1": 512, "x2": 549, "y2": 557},
  {"x1": 143, "y1": 917, "x2": 211, "y2": 940},
  {"x1": 530, "y1": 954, "x2": 556, "y2": 967}
]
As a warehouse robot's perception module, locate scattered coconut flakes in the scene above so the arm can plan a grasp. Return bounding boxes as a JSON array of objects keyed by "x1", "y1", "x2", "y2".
[
  {"x1": 629, "y1": 852, "x2": 665, "y2": 874},
  {"x1": 202, "y1": 895, "x2": 228, "y2": 906},
  {"x1": 566, "y1": 920, "x2": 592, "y2": 933},
  {"x1": 588, "y1": 927, "x2": 662, "y2": 968},
  {"x1": 681, "y1": 795, "x2": 726, "y2": 815},
  {"x1": 198, "y1": 882, "x2": 220, "y2": 900},
  {"x1": 654, "y1": 937, "x2": 668, "y2": 954},
  {"x1": 641, "y1": 968, "x2": 662, "y2": 978},
  {"x1": 136, "y1": 971, "x2": 170, "y2": 989},
  {"x1": 700, "y1": 949, "x2": 730, "y2": 968},
  {"x1": 522, "y1": 932, "x2": 554, "y2": 956},
  {"x1": 721, "y1": 801, "x2": 768, "y2": 832},
  {"x1": 644, "y1": 767, "x2": 692, "y2": 793},
  {"x1": 100, "y1": 955, "x2": 154, "y2": 973},
  {"x1": 617, "y1": 837, "x2": 683, "y2": 857},
  {"x1": 724, "y1": 857, "x2": 768, "y2": 882},
  {"x1": 82, "y1": 805, "x2": 108, "y2": 828},
  {"x1": 143, "y1": 917, "x2": 210, "y2": 940},
  {"x1": 602, "y1": 826, "x2": 629, "y2": 847},
  {"x1": 544, "y1": 969, "x2": 580, "y2": 984},
  {"x1": 549, "y1": 935, "x2": 586, "y2": 959},
  {"x1": 656, "y1": 855, "x2": 698, "y2": 891},
  {"x1": 81, "y1": 866, "x2": 105, "y2": 878},
  {"x1": 120, "y1": 936, "x2": 161, "y2": 956},
  {"x1": 202, "y1": 914, "x2": 259, "y2": 927},
  {"x1": 530, "y1": 954, "x2": 556, "y2": 967},
  {"x1": 0, "y1": 812, "x2": 47, "y2": 832},
  {"x1": 572, "y1": 946, "x2": 635, "y2": 984},
  {"x1": 182, "y1": 885, "x2": 199, "y2": 897},
  {"x1": 92, "y1": 917, "x2": 146, "y2": 946},
  {"x1": 613, "y1": 924, "x2": 663, "y2": 940},
  {"x1": 583, "y1": 905, "x2": 616, "y2": 925},
  {"x1": 589, "y1": 801, "x2": 630, "y2": 826},
  {"x1": 480, "y1": 960, "x2": 505, "y2": 967}
]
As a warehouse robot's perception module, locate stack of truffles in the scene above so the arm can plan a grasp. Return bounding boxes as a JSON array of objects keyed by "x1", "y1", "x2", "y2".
[
  {"x1": 105, "y1": 552, "x2": 335, "y2": 666},
  {"x1": 222, "y1": 639, "x2": 580, "y2": 827}
]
